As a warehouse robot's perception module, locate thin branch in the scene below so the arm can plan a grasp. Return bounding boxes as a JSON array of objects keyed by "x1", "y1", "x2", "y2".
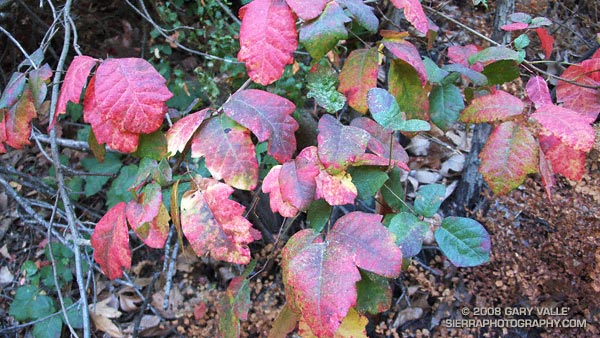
[
  {"x1": 0, "y1": 25, "x2": 39, "y2": 69},
  {"x1": 32, "y1": 128, "x2": 90, "y2": 151},
  {"x1": 215, "y1": 0, "x2": 241, "y2": 26}
]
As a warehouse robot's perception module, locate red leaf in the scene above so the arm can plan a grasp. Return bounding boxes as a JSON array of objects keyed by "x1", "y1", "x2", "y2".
[
  {"x1": 4, "y1": 91, "x2": 36, "y2": 150},
  {"x1": 0, "y1": 113, "x2": 6, "y2": 153},
  {"x1": 191, "y1": 114, "x2": 258, "y2": 190},
  {"x1": 91, "y1": 202, "x2": 131, "y2": 280},
  {"x1": 317, "y1": 114, "x2": 370, "y2": 174},
  {"x1": 166, "y1": 108, "x2": 211, "y2": 156},
  {"x1": 262, "y1": 165, "x2": 300, "y2": 217},
  {"x1": 92, "y1": 58, "x2": 172, "y2": 134},
  {"x1": 501, "y1": 22, "x2": 529, "y2": 31},
  {"x1": 479, "y1": 122, "x2": 538, "y2": 195},
  {"x1": 381, "y1": 31, "x2": 427, "y2": 85},
  {"x1": 538, "y1": 145, "x2": 555, "y2": 200},
  {"x1": 461, "y1": 90, "x2": 524, "y2": 123},
  {"x1": 285, "y1": 0, "x2": 328, "y2": 20},
  {"x1": 83, "y1": 77, "x2": 139, "y2": 153},
  {"x1": 390, "y1": 0, "x2": 429, "y2": 34},
  {"x1": 282, "y1": 212, "x2": 401, "y2": 337},
  {"x1": 180, "y1": 177, "x2": 258, "y2": 264},
  {"x1": 526, "y1": 76, "x2": 552, "y2": 108},
  {"x1": 126, "y1": 183, "x2": 169, "y2": 249},
  {"x1": 338, "y1": 48, "x2": 379, "y2": 114},
  {"x1": 539, "y1": 134, "x2": 586, "y2": 181},
  {"x1": 223, "y1": 89, "x2": 298, "y2": 163},
  {"x1": 530, "y1": 104, "x2": 595, "y2": 152},
  {"x1": 535, "y1": 28, "x2": 554, "y2": 60},
  {"x1": 350, "y1": 117, "x2": 409, "y2": 164},
  {"x1": 54, "y1": 56, "x2": 98, "y2": 128},
  {"x1": 582, "y1": 57, "x2": 600, "y2": 82},
  {"x1": 447, "y1": 45, "x2": 483, "y2": 72},
  {"x1": 238, "y1": 0, "x2": 298, "y2": 85},
  {"x1": 556, "y1": 64, "x2": 600, "y2": 121},
  {"x1": 315, "y1": 169, "x2": 357, "y2": 205}
]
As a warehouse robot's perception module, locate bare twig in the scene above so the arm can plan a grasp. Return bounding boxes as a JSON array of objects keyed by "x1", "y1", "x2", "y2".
[
  {"x1": 0, "y1": 25, "x2": 39, "y2": 69},
  {"x1": 162, "y1": 239, "x2": 179, "y2": 310},
  {"x1": 132, "y1": 271, "x2": 161, "y2": 337},
  {"x1": 32, "y1": 128, "x2": 90, "y2": 151},
  {"x1": 215, "y1": 0, "x2": 241, "y2": 26}
]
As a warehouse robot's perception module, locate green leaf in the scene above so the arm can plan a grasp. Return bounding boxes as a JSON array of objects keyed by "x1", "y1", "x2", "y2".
[
  {"x1": 82, "y1": 153, "x2": 122, "y2": 197},
  {"x1": 348, "y1": 166, "x2": 389, "y2": 200},
  {"x1": 423, "y1": 57, "x2": 449, "y2": 83},
  {"x1": 107, "y1": 164, "x2": 138, "y2": 208},
  {"x1": 21, "y1": 260, "x2": 38, "y2": 277},
  {"x1": 429, "y1": 83, "x2": 465, "y2": 130},
  {"x1": 395, "y1": 119, "x2": 430, "y2": 132},
  {"x1": 468, "y1": 46, "x2": 520, "y2": 64},
  {"x1": 381, "y1": 167, "x2": 406, "y2": 212},
  {"x1": 435, "y1": 216, "x2": 491, "y2": 267},
  {"x1": 33, "y1": 315, "x2": 62, "y2": 338},
  {"x1": 442, "y1": 64, "x2": 488, "y2": 86},
  {"x1": 63, "y1": 298, "x2": 84, "y2": 329},
  {"x1": 306, "y1": 61, "x2": 346, "y2": 113},
  {"x1": 387, "y1": 212, "x2": 429, "y2": 257},
  {"x1": 414, "y1": 184, "x2": 446, "y2": 217},
  {"x1": 299, "y1": 2, "x2": 351, "y2": 60},
  {"x1": 307, "y1": 199, "x2": 332, "y2": 232},
  {"x1": 132, "y1": 130, "x2": 168, "y2": 160},
  {"x1": 388, "y1": 60, "x2": 429, "y2": 120},
  {"x1": 367, "y1": 88, "x2": 406, "y2": 129},
  {"x1": 481, "y1": 60, "x2": 520, "y2": 85},
  {"x1": 514, "y1": 34, "x2": 530, "y2": 50},
  {"x1": 356, "y1": 270, "x2": 392, "y2": 314},
  {"x1": 66, "y1": 176, "x2": 83, "y2": 201},
  {"x1": 9, "y1": 285, "x2": 56, "y2": 321}
]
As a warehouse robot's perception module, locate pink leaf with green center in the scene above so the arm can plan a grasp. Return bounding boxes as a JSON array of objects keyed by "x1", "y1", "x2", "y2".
[
  {"x1": 93, "y1": 58, "x2": 172, "y2": 134},
  {"x1": 461, "y1": 90, "x2": 524, "y2": 123},
  {"x1": 526, "y1": 76, "x2": 552, "y2": 108},
  {"x1": 317, "y1": 114, "x2": 370, "y2": 174},
  {"x1": 223, "y1": 89, "x2": 298, "y2": 163},
  {"x1": 166, "y1": 108, "x2": 212, "y2": 156},
  {"x1": 390, "y1": 0, "x2": 429, "y2": 34},
  {"x1": 299, "y1": 2, "x2": 351, "y2": 60},
  {"x1": 447, "y1": 44, "x2": 483, "y2": 72},
  {"x1": 28, "y1": 64, "x2": 53, "y2": 110},
  {"x1": 125, "y1": 183, "x2": 169, "y2": 249},
  {"x1": 282, "y1": 211, "x2": 401, "y2": 337},
  {"x1": 4, "y1": 90, "x2": 36, "y2": 150},
  {"x1": 556, "y1": 64, "x2": 600, "y2": 121},
  {"x1": 191, "y1": 114, "x2": 258, "y2": 190},
  {"x1": 530, "y1": 104, "x2": 595, "y2": 152},
  {"x1": 479, "y1": 122, "x2": 538, "y2": 195},
  {"x1": 315, "y1": 169, "x2": 357, "y2": 205},
  {"x1": 350, "y1": 117, "x2": 409, "y2": 164},
  {"x1": 180, "y1": 177, "x2": 258, "y2": 264},
  {"x1": 338, "y1": 48, "x2": 379, "y2": 114},
  {"x1": 238, "y1": 0, "x2": 298, "y2": 85},
  {"x1": 539, "y1": 134, "x2": 586, "y2": 181},
  {"x1": 381, "y1": 31, "x2": 427, "y2": 85},
  {"x1": 285, "y1": 0, "x2": 328, "y2": 20},
  {"x1": 83, "y1": 77, "x2": 139, "y2": 153},
  {"x1": 54, "y1": 56, "x2": 98, "y2": 128},
  {"x1": 388, "y1": 59, "x2": 430, "y2": 120},
  {"x1": 91, "y1": 202, "x2": 131, "y2": 280},
  {"x1": 262, "y1": 165, "x2": 300, "y2": 217}
]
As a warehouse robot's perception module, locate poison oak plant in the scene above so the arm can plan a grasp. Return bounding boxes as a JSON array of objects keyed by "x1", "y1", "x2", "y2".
[{"x1": 2, "y1": 0, "x2": 598, "y2": 337}]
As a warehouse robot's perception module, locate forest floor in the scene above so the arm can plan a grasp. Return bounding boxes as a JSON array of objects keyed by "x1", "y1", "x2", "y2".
[{"x1": 1, "y1": 0, "x2": 600, "y2": 337}]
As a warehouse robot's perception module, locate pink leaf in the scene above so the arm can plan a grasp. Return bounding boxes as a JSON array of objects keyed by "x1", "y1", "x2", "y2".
[
  {"x1": 381, "y1": 31, "x2": 427, "y2": 85},
  {"x1": 447, "y1": 45, "x2": 483, "y2": 72},
  {"x1": 530, "y1": 104, "x2": 595, "y2": 152},
  {"x1": 315, "y1": 170, "x2": 357, "y2": 205},
  {"x1": 126, "y1": 183, "x2": 169, "y2": 249},
  {"x1": 526, "y1": 76, "x2": 552, "y2": 108},
  {"x1": 479, "y1": 122, "x2": 538, "y2": 195},
  {"x1": 91, "y1": 202, "x2": 131, "y2": 280},
  {"x1": 93, "y1": 58, "x2": 172, "y2": 134},
  {"x1": 535, "y1": 28, "x2": 554, "y2": 60},
  {"x1": 54, "y1": 56, "x2": 98, "y2": 128},
  {"x1": 350, "y1": 117, "x2": 409, "y2": 164},
  {"x1": 282, "y1": 212, "x2": 401, "y2": 337},
  {"x1": 317, "y1": 114, "x2": 370, "y2": 174},
  {"x1": 501, "y1": 22, "x2": 529, "y2": 31},
  {"x1": 390, "y1": 0, "x2": 429, "y2": 34},
  {"x1": 191, "y1": 115, "x2": 259, "y2": 190},
  {"x1": 279, "y1": 151, "x2": 320, "y2": 210},
  {"x1": 180, "y1": 177, "x2": 258, "y2": 264},
  {"x1": 238, "y1": 0, "x2": 298, "y2": 85},
  {"x1": 0, "y1": 114, "x2": 6, "y2": 153},
  {"x1": 538, "y1": 145, "x2": 555, "y2": 200},
  {"x1": 166, "y1": 108, "x2": 212, "y2": 156},
  {"x1": 461, "y1": 90, "x2": 524, "y2": 123},
  {"x1": 556, "y1": 64, "x2": 600, "y2": 121},
  {"x1": 262, "y1": 165, "x2": 300, "y2": 217},
  {"x1": 338, "y1": 48, "x2": 380, "y2": 114},
  {"x1": 223, "y1": 89, "x2": 298, "y2": 163},
  {"x1": 285, "y1": 0, "x2": 328, "y2": 20},
  {"x1": 582, "y1": 57, "x2": 600, "y2": 82},
  {"x1": 539, "y1": 134, "x2": 586, "y2": 181}
]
